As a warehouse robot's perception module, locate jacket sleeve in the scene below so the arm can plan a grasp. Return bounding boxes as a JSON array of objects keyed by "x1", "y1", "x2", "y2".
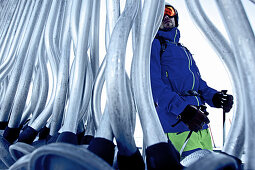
[
  {"x1": 150, "y1": 39, "x2": 189, "y2": 116},
  {"x1": 198, "y1": 73, "x2": 218, "y2": 107}
]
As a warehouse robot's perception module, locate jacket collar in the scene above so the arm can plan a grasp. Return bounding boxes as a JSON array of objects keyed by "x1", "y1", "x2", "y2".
[{"x1": 157, "y1": 27, "x2": 180, "y2": 43}]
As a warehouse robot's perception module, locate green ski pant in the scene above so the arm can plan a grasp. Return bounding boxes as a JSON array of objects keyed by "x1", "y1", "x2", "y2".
[{"x1": 167, "y1": 129, "x2": 213, "y2": 153}]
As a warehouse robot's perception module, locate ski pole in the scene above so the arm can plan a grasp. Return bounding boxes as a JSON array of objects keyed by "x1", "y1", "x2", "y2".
[
  {"x1": 179, "y1": 130, "x2": 192, "y2": 157},
  {"x1": 221, "y1": 90, "x2": 227, "y2": 145}
]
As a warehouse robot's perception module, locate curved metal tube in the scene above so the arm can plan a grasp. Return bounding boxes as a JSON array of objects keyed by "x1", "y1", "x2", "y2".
[
  {"x1": 105, "y1": 0, "x2": 120, "y2": 35},
  {"x1": 90, "y1": 0, "x2": 101, "y2": 78},
  {"x1": 131, "y1": 0, "x2": 167, "y2": 147},
  {"x1": 152, "y1": 0, "x2": 165, "y2": 38},
  {"x1": 70, "y1": 0, "x2": 81, "y2": 48},
  {"x1": 0, "y1": 84, "x2": 4, "y2": 105},
  {"x1": 0, "y1": 0, "x2": 25, "y2": 66},
  {"x1": 41, "y1": 0, "x2": 63, "y2": 133},
  {"x1": 185, "y1": 0, "x2": 244, "y2": 158},
  {"x1": 105, "y1": 0, "x2": 139, "y2": 155},
  {"x1": 30, "y1": 46, "x2": 56, "y2": 130},
  {"x1": 0, "y1": 0, "x2": 18, "y2": 44},
  {"x1": 8, "y1": 0, "x2": 52, "y2": 128},
  {"x1": 91, "y1": 0, "x2": 121, "y2": 131},
  {"x1": 0, "y1": 79, "x2": 8, "y2": 107},
  {"x1": 68, "y1": 58, "x2": 75, "y2": 97},
  {"x1": 91, "y1": 58, "x2": 135, "y2": 132},
  {"x1": 105, "y1": 0, "x2": 120, "y2": 47},
  {"x1": 20, "y1": 68, "x2": 41, "y2": 126},
  {"x1": 60, "y1": 0, "x2": 93, "y2": 133},
  {"x1": 131, "y1": 0, "x2": 141, "y2": 52},
  {"x1": 0, "y1": 0, "x2": 10, "y2": 34},
  {"x1": 78, "y1": 61, "x2": 93, "y2": 123},
  {"x1": 94, "y1": 105, "x2": 114, "y2": 141},
  {"x1": 215, "y1": 0, "x2": 255, "y2": 169},
  {"x1": 44, "y1": 0, "x2": 61, "y2": 71},
  {"x1": 0, "y1": 0, "x2": 33, "y2": 82},
  {"x1": 0, "y1": 0, "x2": 11, "y2": 30},
  {"x1": 105, "y1": 15, "x2": 110, "y2": 49},
  {"x1": 30, "y1": 0, "x2": 63, "y2": 131},
  {"x1": 84, "y1": 109, "x2": 96, "y2": 136},
  {"x1": 52, "y1": 0, "x2": 66, "y2": 62},
  {"x1": 249, "y1": 0, "x2": 255, "y2": 4},
  {"x1": 28, "y1": 37, "x2": 49, "y2": 125},
  {"x1": 91, "y1": 58, "x2": 106, "y2": 130},
  {"x1": 131, "y1": 3, "x2": 162, "y2": 136},
  {"x1": 0, "y1": 0, "x2": 9, "y2": 34},
  {"x1": 50, "y1": 0, "x2": 72, "y2": 136},
  {"x1": 27, "y1": 67, "x2": 42, "y2": 115},
  {"x1": 0, "y1": 0, "x2": 21, "y2": 53},
  {"x1": 0, "y1": 0, "x2": 43, "y2": 123},
  {"x1": 126, "y1": 73, "x2": 136, "y2": 134}
]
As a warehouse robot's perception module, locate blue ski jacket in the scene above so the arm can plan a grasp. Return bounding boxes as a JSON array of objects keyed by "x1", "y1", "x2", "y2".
[{"x1": 150, "y1": 28, "x2": 218, "y2": 133}]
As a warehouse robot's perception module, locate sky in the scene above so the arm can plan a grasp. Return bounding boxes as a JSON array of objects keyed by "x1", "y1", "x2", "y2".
[{"x1": 98, "y1": 0, "x2": 255, "y2": 148}]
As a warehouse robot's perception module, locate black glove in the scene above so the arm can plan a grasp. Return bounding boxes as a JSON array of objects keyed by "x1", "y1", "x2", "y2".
[
  {"x1": 173, "y1": 105, "x2": 210, "y2": 132},
  {"x1": 212, "y1": 90, "x2": 233, "y2": 113}
]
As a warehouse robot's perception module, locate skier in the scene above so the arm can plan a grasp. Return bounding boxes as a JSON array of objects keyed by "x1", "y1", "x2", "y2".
[{"x1": 150, "y1": 3, "x2": 233, "y2": 158}]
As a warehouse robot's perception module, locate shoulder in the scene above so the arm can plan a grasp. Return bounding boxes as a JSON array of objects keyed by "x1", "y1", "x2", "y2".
[
  {"x1": 152, "y1": 37, "x2": 161, "y2": 47},
  {"x1": 151, "y1": 38, "x2": 161, "y2": 53}
]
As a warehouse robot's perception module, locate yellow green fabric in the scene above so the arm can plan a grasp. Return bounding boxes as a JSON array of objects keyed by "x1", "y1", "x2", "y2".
[{"x1": 167, "y1": 129, "x2": 213, "y2": 152}]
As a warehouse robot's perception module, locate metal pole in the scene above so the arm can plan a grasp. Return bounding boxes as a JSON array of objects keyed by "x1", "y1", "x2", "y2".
[{"x1": 215, "y1": 0, "x2": 255, "y2": 168}]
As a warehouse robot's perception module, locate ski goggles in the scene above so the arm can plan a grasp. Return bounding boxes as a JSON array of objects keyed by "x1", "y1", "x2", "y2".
[{"x1": 164, "y1": 6, "x2": 177, "y2": 17}]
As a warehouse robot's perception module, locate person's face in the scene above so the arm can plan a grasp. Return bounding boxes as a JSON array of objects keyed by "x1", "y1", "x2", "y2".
[{"x1": 160, "y1": 15, "x2": 175, "y2": 30}]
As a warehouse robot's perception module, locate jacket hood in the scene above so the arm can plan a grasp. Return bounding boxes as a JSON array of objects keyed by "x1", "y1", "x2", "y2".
[{"x1": 157, "y1": 27, "x2": 180, "y2": 43}]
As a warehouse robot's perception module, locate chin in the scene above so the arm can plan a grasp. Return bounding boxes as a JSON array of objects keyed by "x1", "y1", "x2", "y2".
[{"x1": 165, "y1": 26, "x2": 174, "y2": 30}]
